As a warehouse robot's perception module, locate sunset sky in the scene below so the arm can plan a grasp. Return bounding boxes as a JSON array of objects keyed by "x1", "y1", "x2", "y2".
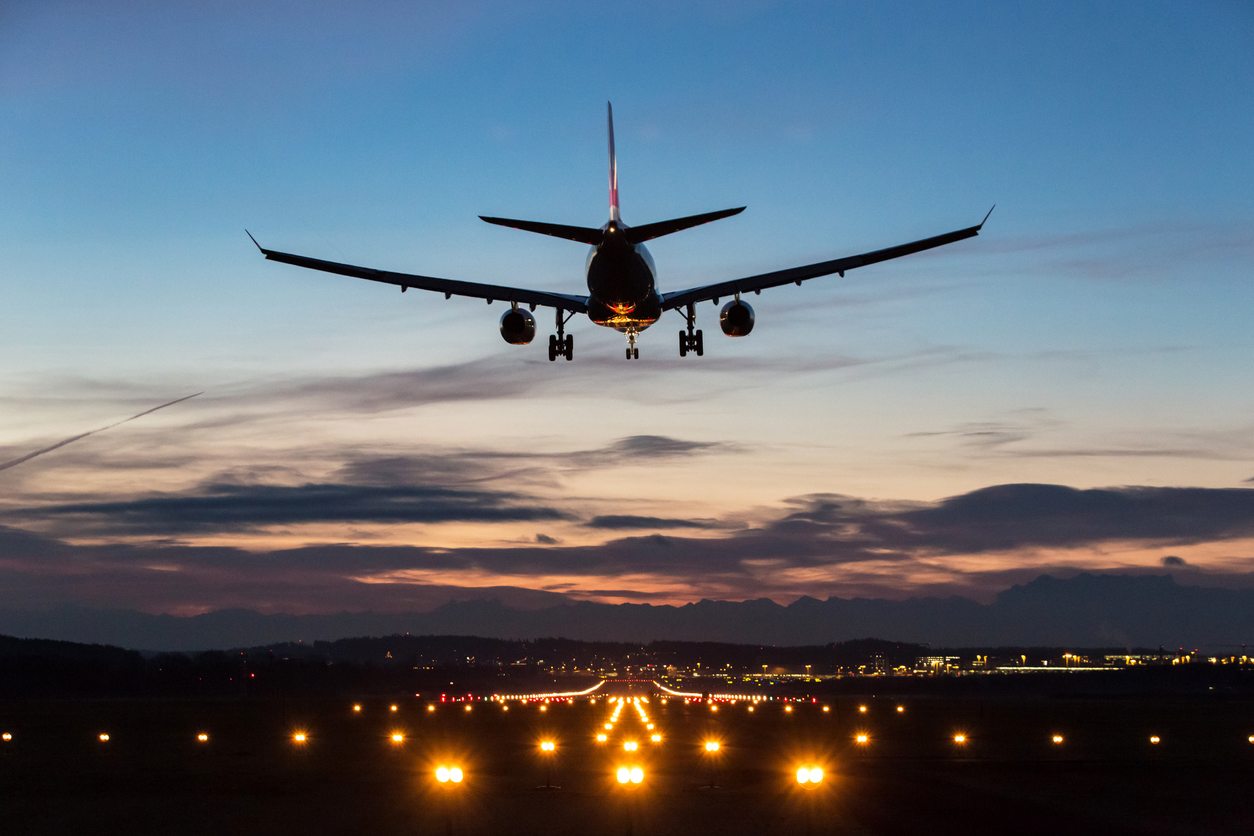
[{"x1": 2, "y1": 2, "x2": 1252, "y2": 616}]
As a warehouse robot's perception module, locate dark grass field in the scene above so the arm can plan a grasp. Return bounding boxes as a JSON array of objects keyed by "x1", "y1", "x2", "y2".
[{"x1": 2, "y1": 688, "x2": 1252, "y2": 835}]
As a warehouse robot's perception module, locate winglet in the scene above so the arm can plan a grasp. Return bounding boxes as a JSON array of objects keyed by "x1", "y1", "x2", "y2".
[
  {"x1": 978, "y1": 204, "x2": 996, "y2": 229},
  {"x1": 245, "y1": 229, "x2": 264, "y2": 253},
  {"x1": 607, "y1": 101, "x2": 620, "y2": 222}
]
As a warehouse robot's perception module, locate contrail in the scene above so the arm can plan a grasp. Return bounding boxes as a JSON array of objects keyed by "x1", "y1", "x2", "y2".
[{"x1": 0, "y1": 391, "x2": 203, "y2": 473}]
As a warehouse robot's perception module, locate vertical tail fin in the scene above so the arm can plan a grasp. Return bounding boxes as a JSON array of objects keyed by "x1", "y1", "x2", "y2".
[{"x1": 607, "y1": 101, "x2": 620, "y2": 222}]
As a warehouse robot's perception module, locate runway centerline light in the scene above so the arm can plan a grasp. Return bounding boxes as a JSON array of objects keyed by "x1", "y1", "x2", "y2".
[
  {"x1": 896, "y1": 705, "x2": 905, "y2": 714},
  {"x1": 858, "y1": 705, "x2": 868, "y2": 714}
]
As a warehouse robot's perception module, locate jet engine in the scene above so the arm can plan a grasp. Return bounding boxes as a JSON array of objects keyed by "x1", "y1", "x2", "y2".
[
  {"x1": 499, "y1": 308, "x2": 537, "y2": 344},
  {"x1": 719, "y1": 299, "x2": 755, "y2": 337}
]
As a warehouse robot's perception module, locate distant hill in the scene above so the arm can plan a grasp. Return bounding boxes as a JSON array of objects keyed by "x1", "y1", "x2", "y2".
[{"x1": 0, "y1": 573, "x2": 1250, "y2": 652}]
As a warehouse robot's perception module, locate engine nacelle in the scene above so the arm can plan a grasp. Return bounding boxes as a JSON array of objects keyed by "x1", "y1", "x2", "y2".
[
  {"x1": 499, "y1": 308, "x2": 537, "y2": 345},
  {"x1": 719, "y1": 299, "x2": 755, "y2": 337}
]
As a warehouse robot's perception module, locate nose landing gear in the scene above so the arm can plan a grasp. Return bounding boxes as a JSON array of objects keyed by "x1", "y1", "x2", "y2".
[{"x1": 625, "y1": 328, "x2": 640, "y2": 360}]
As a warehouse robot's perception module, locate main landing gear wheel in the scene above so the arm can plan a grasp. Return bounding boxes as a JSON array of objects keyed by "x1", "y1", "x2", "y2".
[
  {"x1": 547, "y1": 334, "x2": 573, "y2": 361},
  {"x1": 679, "y1": 328, "x2": 703, "y2": 357},
  {"x1": 625, "y1": 347, "x2": 639, "y2": 360}
]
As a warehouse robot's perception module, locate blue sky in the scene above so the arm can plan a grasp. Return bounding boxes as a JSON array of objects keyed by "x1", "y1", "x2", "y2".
[{"x1": 1, "y1": 2, "x2": 1252, "y2": 615}]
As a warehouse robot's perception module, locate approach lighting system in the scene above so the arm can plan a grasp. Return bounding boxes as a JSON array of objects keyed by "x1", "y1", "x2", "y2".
[
  {"x1": 858, "y1": 704, "x2": 868, "y2": 714},
  {"x1": 390, "y1": 732, "x2": 406, "y2": 745},
  {"x1": 650, "y1": 733, "x2": 662, "y2": 743},
  {"x1": 540, "y1": 740, "x2": 556, "y2": 753},
  {"x1": 795, "y1": 765, "x2": 824, "y2": 785},
  {"x1": 855, "y1": 733, "x2": 870, "y2": 745},
  {"x1": 616, "y1": 766, "x2": 644, "y2": 785},
  {"x1": 595, "y1": 733, "x2": 608, "y2": 744},
  {"x1": 952, "y1": 733, "x2": 967, "y2": 746},
  {"x1": 704, "y1": 740, "x2": 721, "y2": 753},
  {"x1": 435, "y1": 765, "x2": 465, "y2": 784},
  {"x1": 292, "y1": 731, "x2": 308, "y2": 745},
  {"x1": 623, "y1": 740, "x2": 639, "y2": 752}
]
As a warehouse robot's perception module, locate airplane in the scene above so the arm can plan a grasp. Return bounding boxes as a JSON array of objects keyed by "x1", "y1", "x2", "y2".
[{"x1": 248, "y1": 103, "x2": 992, "y2": 361}]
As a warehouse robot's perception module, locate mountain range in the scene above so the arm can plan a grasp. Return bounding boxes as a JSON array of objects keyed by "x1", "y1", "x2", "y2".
[{"x1": 0, "y1": 573, "x2": 1250, "y2": 652}]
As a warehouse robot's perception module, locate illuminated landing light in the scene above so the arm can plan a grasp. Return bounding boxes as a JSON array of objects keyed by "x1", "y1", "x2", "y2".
[
  {"x1": 196, "y1": 732, "x2": 210, "y2": 744},
  {"x1": 292, "y1": 732, "x2": 308, "y2": 745},
  {"x1": 747, "y1": 706, "x2": 755, "y2": 713},
  {"x1": 1149, "y1": 735, "x2": 1161, "y2": 745},
  {"x1": 539, "y1": 705, "x2": 548, "y2": 713},
  {"x1": 858, "y1": 705, "x2": 868, "y2": 714},
  {"x1": 390, "y1": 732, "x2": 406, "y2": 745},
  {"x1": 855, "y1": 733, "x2": 870, "y2": 746},
  {"x1": 604, "y1": 723, "x2": 613, "y2": 730},
  {"x1": 352, "y1": 704, "x2": 362, "y2": 714},
  {"x1": 540, "y1": 740, "x2": 556, "y2": 753},
  {"x1": 784, "y1": 705, "x2": 793, "y2": 714},
  {"x1": 623, "y1": 740, "x2": 639, "y2": 752},
  {"x1": 463, "y1": 704, "x2": 473, "y2": 713},
  {"x1": 1051, "y1": 734, "x2": 1065, "y2": 745},
  {"x1": 595, "y1": 733, "x2": 608, "y2": 743},
  {"x1": 502, "y1": 705, "x2": 509, "y2": 712},
  {"x1": 1248, "y1": 735, "x2": 1254, "y2": 744},
  {"x1": 427, "y1": 705, "x2": 436, "y2": 713},
  {"x1": 822, "y1": 705, "x2": 831, "y2": 713},
  {"x1": 795, "y1": 766, "x2": 824, "y2": 785},
  {"x1": 952, "y1": 733, "x2": 967, "y2": 746},
  {"x1": 646, "y1": 723, "x2": 654, "y2": 730},
  {"x1": 435, "y1": 765, "x2": 464, "y2": 784},
  {"x1": 704, "y1": 740, "x2": 721, "y2": 753},
  {"x1": 710, "y1": 704, "x2": 719, "y2": 713},
  {"x1": 650, "y1": 733, "x2": 662, "y2": 743},
  {"x1": 1, "y1": 732, "x2": 11, "y2": 742},
  {"x1": 896, "y1": 705, "x2": 906, "y2": 714},
  {"x1": 98, "y1": 733, "x2": 111, "y2": 744},
  {"x1": 389, "y1": 704, "x2": 399, "y2": 713}
]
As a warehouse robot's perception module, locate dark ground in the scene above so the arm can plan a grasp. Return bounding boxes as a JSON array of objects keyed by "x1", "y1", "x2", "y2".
[{"x1": 2, "y1": 687, "x2": 1252, "y2": 835}]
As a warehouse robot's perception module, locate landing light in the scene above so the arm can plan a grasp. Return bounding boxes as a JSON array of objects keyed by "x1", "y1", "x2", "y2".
[
  {"x1": 704, "y1": 740, "x2": 721, "y2": 753},
  {"x1": 1051, "y1": 734, "x2": 1065, "y2": 745},
  {"x1": 352, "y1": 704, "x2": 362, "y2": 713},
  {"x1": 390, "y1": 732, "x2": 405, "y2": 745},
  {"x1": 595, "y1": 733, "x2": 608, "y2": 743},
  {"x1": 623, "y1": 740, "x2": 638, "y2": 752},
  {"x1": 435, "y1": 765, "x2": 464, "y2": 784},
  {"x1": 952, "y1": 733, "x2": 967, "y2": 745},
  {"x1": 855, "y1": 733, "x2": 870, "y2": 745},
  {"x1": 196, "y1": 732, "x2": 210, "y2": 743},
  {"x1": 1149, "y1": 735, "x2": 1161, "y2": 745},
  {"x1": 1, "y1": 732, "x2": 11, "y2": 742},
  {"x1": 98, "y1": 733, "x2": 111, "y2": 743},
  {"x1": 292, "y1": 732, "x2": 308, "y2": 745},
  {"x1": 650, "y1": 733, "x2": 662, "y2": 743},
  {"x1": 540, "y1": 740, "x2": 556, "y2": 752}
]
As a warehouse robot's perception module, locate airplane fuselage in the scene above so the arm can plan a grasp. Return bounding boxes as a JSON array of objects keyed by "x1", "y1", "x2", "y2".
[{"x1": 584, "y1": 222, "x2": 661, "y2": 333}]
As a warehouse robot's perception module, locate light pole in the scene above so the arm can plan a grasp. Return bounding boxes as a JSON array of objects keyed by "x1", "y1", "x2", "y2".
[
  {"x1": 703, "y1": 739, "x2": 722, "y2": 788},
  {"x1": 538, "y1": 740, "x2": 558, "y2": 789}
]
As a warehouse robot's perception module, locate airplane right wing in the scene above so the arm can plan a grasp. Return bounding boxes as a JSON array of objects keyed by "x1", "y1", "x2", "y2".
[
  {"x1": 247, "y1": 233, "x2": 589, "y2": 313},
  {"x1": 660, "y1": 207, "x2": 993, "y2": 311}
]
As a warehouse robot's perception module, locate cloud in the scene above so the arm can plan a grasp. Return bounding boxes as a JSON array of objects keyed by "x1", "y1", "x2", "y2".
[
  {"x1": 585, "y1": 515, "x2": 725, "y2": 530},
  {"x1": 30, "y1": 483, "x2": 573, "y2": 534},
  {"x1": 1161, "y1": 555, "x2": 1188, "y2": 567},
  {"x1": 534, "y1": 533, "x2": 559, "y2": 545}
]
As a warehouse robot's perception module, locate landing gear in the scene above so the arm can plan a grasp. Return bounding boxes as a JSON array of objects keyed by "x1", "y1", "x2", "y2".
[
  {"x1": 678, "y1": 303, "x2": 703, "y2": 357},
  {"x1": 625, "y1": 328, "x2": 640, "y2": 360},
  {"x1": 548, "y1": 310, "x2": 573, "y2": 361}
]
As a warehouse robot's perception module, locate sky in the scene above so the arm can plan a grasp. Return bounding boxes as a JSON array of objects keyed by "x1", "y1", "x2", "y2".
[{"x1": 1, "y1": 1, "x2": 1252, "y2": 618}]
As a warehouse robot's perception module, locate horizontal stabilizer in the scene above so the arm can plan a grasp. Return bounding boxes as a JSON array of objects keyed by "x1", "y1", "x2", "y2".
[
  {"x1": 479, "y1": 216, "x2": 604, "y2": 245},
  {"x1": 626, "y1": 206, "x2": 745, "y2": 244}
]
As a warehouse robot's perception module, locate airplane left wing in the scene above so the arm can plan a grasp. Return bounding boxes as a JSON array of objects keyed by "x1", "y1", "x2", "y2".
[
  {"x1": 660, "y1": 207, "x2": 993, "y2": 311},
  {"x1": 247, "y1": 233, "x2": 589, "y2": 313}
]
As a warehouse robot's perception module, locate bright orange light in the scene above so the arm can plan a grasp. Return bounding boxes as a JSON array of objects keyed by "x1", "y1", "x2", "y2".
[
  {"x1": 704, "y1": 740, "x2": 721, "y2": 753},
  {"x1": 196, "y1": 732, "x2": 210, "y2": 743},
  {"x1": 98, "y1": 733, "x2": 110, "y2": 743},
  {"x1": 292, "y1": 732, "x2": 308, "y2": 745},
  {"x1": 795, "y1": 765, "x2": 823, "y2": 785},
  {"x1": 595, "y1": 733, "x2": 608, "y2": 743},
  {"x1": 390, "y1": 732, "x2": 405, "y2": 745},
  {"x1": 623, "y1": 740, "x2": 639, "y2": 752},
  {"x1": 784, "y1": 705, "x2": 793, "y2": 714},
  {"x1": 1248, "y1": 735, "x2": 1254, "y2": 744},
  {"x1": 855, "y1": 733, "x2": 870, "y2": 745},
  {"x1": 502, "y1": 705, "x2": 509, "y2": 712},
  {"x1": 822, "y1": 705, "x2": 830, "y2": 713},
  {"x1": 352, "y1": 704, "x2": 362, "y2": 713},
  {"x1": 463, "y1": 704, "x2": 472, "y2": 713},
  {"x1": 435, "y1": 765, "x2": 465, "y2": 784},
  {"x1": 710, "y1": 704, "x2": 719, "y2": 713},
  {"x1": 858, "y1": 705, "x2": 868, "y2": 714},
  {"x1": 540, "y1": 740, "x2": 556, "y2": 753},
  {"x1": 646, "y1": 723, "x2": 654, "y2": 730},
  {"x1": 747, "y1": 706, "x2": 755, "y2": 713},
  {"x1": 604, "y1": 722, "x2": 613, "y2": 730},
  {"x1": 1149, "y1": 735, "x2": 1161, "y2": 745},
  {"x1": 539, "y1": 705, "x2": 548, "y2": 713},
  {"x1": 616, "y1": 765, "x2": 643, "y2": 784},
  {"x1": 616, "y1": 766, "x2": 630, "y2": 784},
  {"x1": 1, "y1": 732, "x2": 11, "y2": 742},
  {"x1": 952, "y1": 733, "x2": 967, "y2": 745},
  {"x1": 389, "y1": 704, "x2": 398, "y2": 713},
  {"x1": 650, "y1": 733, "x2": 662, "y2": 743},
  {"x1": 1051, "y1": 734, "x2": 1065, "y2": 745},
  {"x1": 427, "y1": 705, "x2": 436, "y2": 713},
  {"x1": 896, "y1": 705, "x2": 905, "y2": 714}
]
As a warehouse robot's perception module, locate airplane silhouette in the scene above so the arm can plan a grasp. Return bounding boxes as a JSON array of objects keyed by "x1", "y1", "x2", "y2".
[{"x1": 249, "y1": 103, "x2": 991, "y2": 361}]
